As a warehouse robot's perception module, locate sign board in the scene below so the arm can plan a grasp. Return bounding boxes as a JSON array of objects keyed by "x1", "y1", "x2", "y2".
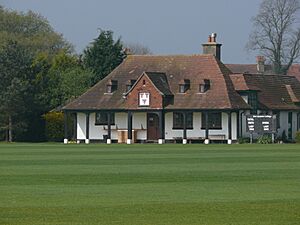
[
  {"x1": 246, "y1": 115, "x2": 276, "y2": 134},
  {"x1": 139, "y1": 92, "x2": 150, "y2": 106}
]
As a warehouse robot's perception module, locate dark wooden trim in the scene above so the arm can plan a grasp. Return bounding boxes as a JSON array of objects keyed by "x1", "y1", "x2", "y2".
[
  {"x1": 73, "y1": 113, "x2": 77, "y2": 140},
  {"x1": 228, "y1": 112, "x2": 232, "y2": 140},
  {"x1": 183, "y1": 112, "x2": 187, "y2": 139},
  {"x1": 205, "y1": 111, "x2": 209, "y2": 139},
  {"x1": 107, "y1": 112, "x2": 111, "y2": 139},
  {"x1": 63, "y1": 108, "x2": 252, "y2": 113},
  {"x1": 85, "y1": 112, "x2": 90, "y2": 140},
  {"x1": 64, "y1": 111, "x2": 68, "y2": 139},
  {"x1": 127, "y1": 111, "x2": 132, "y2": 140},
  {"x1": 158, "y1": 110, "x2": 165, "y2": 139}
]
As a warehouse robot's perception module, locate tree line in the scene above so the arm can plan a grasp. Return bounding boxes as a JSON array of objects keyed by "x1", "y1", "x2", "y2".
[
  {"x1": 1, "y1": 0, "x2": 300, "y2": 142},
  {"x1": 0, "y1": 6, "x2": 147, "y2": 142}
]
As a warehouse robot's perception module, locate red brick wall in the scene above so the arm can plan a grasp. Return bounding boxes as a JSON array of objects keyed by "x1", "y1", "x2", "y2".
[{"x1": 126, "y1": 74, "x2": 163, "y2": 109}]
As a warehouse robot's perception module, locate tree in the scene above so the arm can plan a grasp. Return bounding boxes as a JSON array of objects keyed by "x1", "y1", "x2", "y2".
[
  {"x1": 0, "y1": 7, "x2": 77, "y2": 141},
  {"x1": 123, "y1": 42, "x2": 152, "y2": 55},
  {"x1": 247, "y1": 0, "x2": 300, "y2": 74},
  {"x1": 83, "y1": 30, "x2": 126, "y2": 85},
  {"x1": 0, "y1": 6, "x2": 72, "y2": 55},
  {"x1": 0, "y1": 41, "x2": 33, "y2": 142}
]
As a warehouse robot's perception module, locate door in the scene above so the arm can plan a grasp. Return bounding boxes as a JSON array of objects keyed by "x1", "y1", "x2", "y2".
[{"x1": 147, "y1": 113, "x2": 159, "y2": 140}]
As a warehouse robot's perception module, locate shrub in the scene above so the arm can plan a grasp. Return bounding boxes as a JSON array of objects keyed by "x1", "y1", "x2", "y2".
[
  {"x1": 237, "y1": 137, "x2": 250, "y2": 144},
  {"x1": 257, "y1": 134, "x2": 272, "y2": 144},
  {"x1": 43, "y1": 112, "x2": 64, "y2": 142},
  {"x1": 295, "y1": 131, "x2": 300, "y2": 143}
]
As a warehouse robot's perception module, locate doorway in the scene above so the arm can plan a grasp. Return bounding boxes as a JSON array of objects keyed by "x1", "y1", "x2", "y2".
[{"x1": 147, "y1": 113, "x2": 159, "y2": 140}]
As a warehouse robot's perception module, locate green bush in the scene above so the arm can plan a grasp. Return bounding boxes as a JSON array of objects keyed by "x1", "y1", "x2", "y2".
[
  {"x1": 237, "y1": 137, "x2": 250, "y2": 144},
  {"x1": 295, "y1": 131, "x2": 300, "y2": 143},
  {"x1": 43, "y1": 112, "x2": 64, "y2": 142},
  {"x1": 257, "y1": 134, "x2": 272, "y2": 144}
]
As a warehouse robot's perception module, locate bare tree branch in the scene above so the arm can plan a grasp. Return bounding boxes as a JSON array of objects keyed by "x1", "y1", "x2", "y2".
[
  {"x1": 247, "y1": 0, "x2": 300, "y2": 74},
  {"x1": 123, "y1": 42, "x2": 152, "y2": 55}
]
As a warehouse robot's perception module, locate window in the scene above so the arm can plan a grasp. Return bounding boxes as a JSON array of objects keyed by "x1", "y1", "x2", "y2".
[
  {"x1": 106, "y1": 85, "x2": 112, "y2": 93},
  {"x1": 199, "y1": 84, "x2": 205, "y2": 93},
  {"x1": 95, "y1": 112, "x2": 115, "y2": 125},
  {"x1": 199, "y1": 79, "x2": 211, "y2": 93},
  {"x1": 126, "y1": 79, "x2": 136, "y2": 92},
  {"x1": 201, "y1": 112, "x2": 222, "y2": 129},
  {"x1": 173, "y1": 112, "x2": 193, "y2": 129},
  {"x1": 248, "y1": 91, "x2": 258, "y2": 114},
  {"x1": 178, "y1": 79, "x2": 190, "y2": 93},
  {"x1": 106, "y1": 80, "x2": 118, "y2": 93},
  {"x1": 126, "y1": 85, "x2": 132, "y2": 92},
  {"x1": 179, "y1": 84, "x2": 186, "y2": 93}
]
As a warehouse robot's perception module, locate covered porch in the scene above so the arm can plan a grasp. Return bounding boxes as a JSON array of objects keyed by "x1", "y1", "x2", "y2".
[{"x1": 63, "y1": 110, "x2": 238, "y2": 144}]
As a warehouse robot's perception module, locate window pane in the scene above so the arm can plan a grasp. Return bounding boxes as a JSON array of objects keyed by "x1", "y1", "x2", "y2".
[
  {"x1": 201, "y1": 112, "x2": 222, "y2": 129},
  {"x1": 173, "y1": 112, "x2": 183, "y2": 128},
  {"x1": 248, "y1": 92, "x2": 258, "y2": 114},
  {"x1": 95, "y1": 112, "x2": 115, "y2": 125},
  {"x1": 173, "y1": 112, "x2": 193, "y2": 129},
  {"x1": 187, "y1": 112, "x2": 193, "y2": 129}
]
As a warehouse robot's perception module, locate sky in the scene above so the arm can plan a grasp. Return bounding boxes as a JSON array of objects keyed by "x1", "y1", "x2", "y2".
[{"x1": 1, "y1": 0, "x2": 262, "y2": 63}]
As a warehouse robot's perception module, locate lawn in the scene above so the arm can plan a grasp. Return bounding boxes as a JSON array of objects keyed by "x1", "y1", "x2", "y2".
[{"x1": 0, "y1": 143, "x2": 300, "y2": 225}]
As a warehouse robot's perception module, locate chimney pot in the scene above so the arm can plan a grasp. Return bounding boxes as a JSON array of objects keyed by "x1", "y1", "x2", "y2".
[
  {"x1": 208, "y1": 35, "x2": 212, "y2": 42},
  {"x1": 256, "y1": 56, "x2": 265, "y2": 74},
  {"x1": 202, "y1": 33, "x2": 222, "y2": 60},
  {"x1": 211, "y1": 33, "x2": 217, "y2": 42}
]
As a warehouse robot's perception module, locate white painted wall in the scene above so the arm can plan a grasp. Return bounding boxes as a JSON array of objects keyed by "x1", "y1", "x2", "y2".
[
  {"x1": 132, "y1": 112, "x2": 147, "y2": 140},
  {"x1": 77, "y1": 111, "x2": 239, "y2": 141},
  {"x1": 76, "y1": 112, "x2": 147, "y2": 140},
  {"x1": 77, "y1": 113, "x2": 86, "y2": 140},
  {"x1": 164, "y1": 112, "x2": 237, "y2": 140}
]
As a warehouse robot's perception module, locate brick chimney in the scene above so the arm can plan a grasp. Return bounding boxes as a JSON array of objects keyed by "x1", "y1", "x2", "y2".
[
  {"x1": 202, "y1": 33, "x2": 222, "y2": 60},
  {"x1": 256, "y1": 56, "x2": 265, "y2": 74}
]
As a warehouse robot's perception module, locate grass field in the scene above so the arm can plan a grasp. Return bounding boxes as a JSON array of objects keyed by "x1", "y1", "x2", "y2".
[{"x1": 0, "y1": 143, "x2": 300, "y2": 225}]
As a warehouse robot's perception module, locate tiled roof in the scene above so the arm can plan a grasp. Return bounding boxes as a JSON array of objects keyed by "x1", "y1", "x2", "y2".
[
  {"x1": 226, "y1": 64, "x2": 300, "y2": 81},
  {"x1": 230, "y1": 74, "x2": 300, "y2": 110},
  {"x1": 143, "y1": 72, "x2": 173, "y2": 96},
  {"x1": 63, "y1": 55, "x2": 250, "y2": 111},
  {"x1": 230, "y1": 74, "x2": 261, "y2": 91}
]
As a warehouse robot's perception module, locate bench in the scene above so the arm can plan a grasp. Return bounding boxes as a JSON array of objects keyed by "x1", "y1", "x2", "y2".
[
  {"x1": 208, "y1": 135, "x2": 226, "y2": 140},
  {"x1": 173, "y1": 135, "x2": 226, "y2": 143}
]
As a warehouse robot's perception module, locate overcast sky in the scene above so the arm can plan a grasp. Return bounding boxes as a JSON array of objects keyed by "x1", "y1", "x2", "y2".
[{"x1": 1, "y1": 0, "x2": 262, "y2": 63}]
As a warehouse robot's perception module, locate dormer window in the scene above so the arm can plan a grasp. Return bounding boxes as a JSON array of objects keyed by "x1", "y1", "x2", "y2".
[
  {"x1": 199, "y1": 79, "x2": 210, "y2": 93},
  {"x1": 179, "y1": 79, "x2": 190, "y2": 93},
  {"x1": 248, "y1": 91, "x2": 258, "y2": 114},
  {"x1": 126, "y1": 79, "x2": 136, "y2": 92},
  {"x1": 106, "y1": 80, "x2": 118, "y2": 93}
]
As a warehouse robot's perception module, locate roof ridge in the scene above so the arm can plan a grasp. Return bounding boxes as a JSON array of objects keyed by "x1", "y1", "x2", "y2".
[{"x1": 127, "y1": 54, "x2": 214, "y2": 57}]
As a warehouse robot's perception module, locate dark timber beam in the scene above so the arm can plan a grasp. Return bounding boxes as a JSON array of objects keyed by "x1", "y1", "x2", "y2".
[
  {"x1": 205, "y1": 111, "x2": 209, "y2": 144},
  {"x1": 236, "y1": 111, "x2": 239, "y2": 140},
  {"x1": 64, "y1": 111, "x2": 68, "y2": 144},
  {"x1": 107, "y1": 112, "x2": 111, "y2": 144},
  {"x1": 158, "y1": 110, "x2": 165, "y2": 144},
  {"x1": 73, "y1": 113, "x2": 77, "y2": 141},
  {"x1": 183, "y1": 112, "x2": 187, "y2": 144},
  {"x1": 85, "y1": 112, "x2": 90, "y2": 144},
  {"x1": 127, "y1": 111, "x2": 132, "y2": 144},
  {"x1": 228, "y1": 111, "x2": 232, "y2": 144}
]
